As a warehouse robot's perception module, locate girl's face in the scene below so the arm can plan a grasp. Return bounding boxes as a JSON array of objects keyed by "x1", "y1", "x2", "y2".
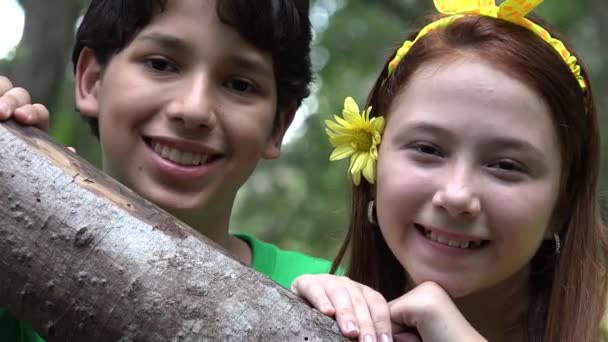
[{"x1": 375, "y1": 57, "x2": 562, "y2": 299}]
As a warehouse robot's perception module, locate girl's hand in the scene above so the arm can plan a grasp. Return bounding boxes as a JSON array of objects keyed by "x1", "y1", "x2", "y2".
[
  {"x1": 0, "y1": 76, "x2": 50, "y2": 131},
  {"x1": 291, "y1": 274, "x2": 392, "y2": 342},
  {"x1": 389, "y1": 282, "x2": 487, "y2": 342}
]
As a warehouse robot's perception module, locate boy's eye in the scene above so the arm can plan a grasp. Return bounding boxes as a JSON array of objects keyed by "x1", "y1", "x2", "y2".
[
  {"x1": 144, "y1": 57, "x2": 178, "y2": 73},
  {"x1": 225, "y1": 78, "x2": 257, "y2": 94}
]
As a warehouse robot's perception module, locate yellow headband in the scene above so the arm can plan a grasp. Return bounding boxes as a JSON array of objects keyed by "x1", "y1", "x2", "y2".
[{"x1": 387, "y1": 0, "x2": 586, "y2": 90}]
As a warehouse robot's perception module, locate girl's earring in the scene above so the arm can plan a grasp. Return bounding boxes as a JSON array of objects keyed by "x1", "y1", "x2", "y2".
[
  {"x1": 367, "y1": 200, "x2": 377, "y2": 225},
  {"x1": 554, "y1": 233, "x2": 561, "y2": 255}
]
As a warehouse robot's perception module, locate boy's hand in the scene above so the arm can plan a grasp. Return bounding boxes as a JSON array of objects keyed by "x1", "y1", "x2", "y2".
[
  {"x1": 389, "y1": 282, "x2": 487, "y2": 342},
  {"x1": 291, "y1": 274, "x2": 392, "y2": 342},
  {"x1": 0, "y1": 76, "x2": 50, "y2": 131}
]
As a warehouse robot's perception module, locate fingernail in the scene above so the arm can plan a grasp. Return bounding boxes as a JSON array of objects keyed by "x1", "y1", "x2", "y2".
[
  {"x1": 346, "y1": 320, "x2": 358, "y2": 333},
  {"x1": 380, "y1": 334, "x2": 391, "y2": 342},
  {"x1": 364, "y1": 334, "x2": 374, "y2": 342}
]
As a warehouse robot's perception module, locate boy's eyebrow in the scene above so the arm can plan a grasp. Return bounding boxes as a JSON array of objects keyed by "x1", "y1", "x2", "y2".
[
  {"x1": 137, "y1": 32, "x2": 190, "y2": 53},
  {"x1": 224, "y1": 54, "x2": 274, "y2": 78},
  {"x1": 136, "y1": 32, "x2": 272, "y2": 76}
]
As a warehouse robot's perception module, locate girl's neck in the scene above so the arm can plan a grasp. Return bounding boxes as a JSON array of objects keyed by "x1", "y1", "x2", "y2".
[{"x1": 454, "y1": 266, "x2": 531, "y2": 341}]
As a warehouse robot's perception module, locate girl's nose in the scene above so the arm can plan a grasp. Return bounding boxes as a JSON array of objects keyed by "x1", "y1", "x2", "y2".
[{"x1": 431, "y1": 172, "x2": 481, "y2": 218}]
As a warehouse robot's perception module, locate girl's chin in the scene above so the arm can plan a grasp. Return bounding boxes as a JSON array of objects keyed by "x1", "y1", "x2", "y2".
[{"x1": 409, "y1": 275, "x2": 475, "y2": 298}]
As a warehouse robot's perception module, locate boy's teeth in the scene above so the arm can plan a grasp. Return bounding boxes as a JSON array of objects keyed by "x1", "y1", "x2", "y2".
[
  {"x1": 152, "y1": 143, "x2": 209, "y2": 166},
  {"x1": 425, "y1": 228, "x2": 481, "y2": 250}
]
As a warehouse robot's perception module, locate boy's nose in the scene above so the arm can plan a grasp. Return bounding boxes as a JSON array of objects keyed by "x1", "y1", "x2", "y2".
[
  {"x1": 431, "y1": 172, "x2": 481, "y2": 218},
  {"x1": 165, "y1": 77, "x2": 216, "y2": 130}
]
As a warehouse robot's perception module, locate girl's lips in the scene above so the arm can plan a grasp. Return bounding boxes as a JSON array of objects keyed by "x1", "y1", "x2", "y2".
[{"x1": 414, "y1": 223, "x2": 490, "y2": 250}]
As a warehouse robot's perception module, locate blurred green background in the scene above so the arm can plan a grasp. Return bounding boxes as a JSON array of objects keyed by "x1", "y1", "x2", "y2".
[{"x1": 1, "y1": 0, "x2": 606, "y2": 260}]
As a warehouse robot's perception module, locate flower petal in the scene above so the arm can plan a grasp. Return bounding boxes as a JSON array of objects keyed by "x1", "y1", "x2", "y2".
[
  {"x1": 326, "y1": 119, "x2": 352, "y2": 134},
  {"x1": 334, "y1": 115, "x2": 354, "y2": 130},
  {"x1": 329, "y1": 134, "x2": 355, "y2": 146},
  {"x1": 350, "y1": 152, "x2": 368, "y2": 174},
  {"x1": 343, "y1": 109, "x2": 363, "y2": 125},
  {"x1": 352, "y1": 170, "x2": 361, "y2": 186},
  {"x1": 330, "y1": 145, "x2": 355, "y2": 161},
  {"x1": 344, "y1": 97, "x2": 360, "y2": 115},
  {"x1": 370, "y1": 117, "x2": 385, "y2": 133},
  {"x1": 362, "y1": 159, "x2": 376, "y2": 184}
]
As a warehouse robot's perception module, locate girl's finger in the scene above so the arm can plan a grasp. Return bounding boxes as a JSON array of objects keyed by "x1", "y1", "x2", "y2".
[
  {"x1": 325, "y1": 279, "x2": 361, "y2": 338},
  {"x1": 291, "y1": 275, "x2": 336, "y2": 316},
  {"x1": 362, "y1": 286, "x2": 392, "y2": 342},
  {"x1": 344, "y1": 282, "x2": 376, "y2": 341}
]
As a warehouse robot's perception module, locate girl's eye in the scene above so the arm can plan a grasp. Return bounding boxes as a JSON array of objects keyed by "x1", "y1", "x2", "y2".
[
  {"x1": 489, "y1": 160, "x2": 523, "y2": 172},
  {"x1": 412, "y1": 143, "x2": 442, "y2": 157},
  {"x1": 487, "y1": 159, "x2": 528, "y2": 181},
  {"x1": 225, "y1": 78, "x2": 257, "y2": 94},
  {"x1": 144, "y1": 57, "x2": 178, "y2": 73}
]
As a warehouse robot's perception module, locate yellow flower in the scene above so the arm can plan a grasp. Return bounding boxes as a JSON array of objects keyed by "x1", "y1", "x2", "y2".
[{"x1": 325, "y1": 97, "x2": 385, "y2": 186}]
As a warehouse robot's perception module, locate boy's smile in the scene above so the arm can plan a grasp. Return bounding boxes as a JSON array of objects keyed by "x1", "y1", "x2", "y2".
[
  {"x1": 144, "y1": 135, "x2": 223, "y2": 178},
  {"x1": 75, "y1": 0, "x2": 287, "y2": 234}
]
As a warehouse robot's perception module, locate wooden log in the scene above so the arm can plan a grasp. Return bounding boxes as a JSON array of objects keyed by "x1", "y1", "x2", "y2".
[{"x1": 0, "y1": 121, "x2": 346, "y2": 341}]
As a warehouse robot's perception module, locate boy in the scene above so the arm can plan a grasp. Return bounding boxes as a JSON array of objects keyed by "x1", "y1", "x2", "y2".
[{"x1": 0, "y1": 0, "x2": 331, "y2": 341}]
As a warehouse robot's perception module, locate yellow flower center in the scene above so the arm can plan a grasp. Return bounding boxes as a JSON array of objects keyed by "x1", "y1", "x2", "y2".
[{"x1": 351, "y1": 129, "x2": 373, "y2": 151}]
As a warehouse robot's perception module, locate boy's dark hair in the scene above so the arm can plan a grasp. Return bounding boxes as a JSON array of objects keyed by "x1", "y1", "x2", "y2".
[{"x1": 72, "y1": 0, "x2": 312, "y2": 137}]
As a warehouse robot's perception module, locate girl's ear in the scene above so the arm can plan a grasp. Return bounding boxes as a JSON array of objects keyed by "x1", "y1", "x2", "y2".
[
  {"x1": 262, "y1": 103, "x2": 297, "y2": 160},
  {"x1": 75, "y1": 48, "x2": 103, "y2": 118}
]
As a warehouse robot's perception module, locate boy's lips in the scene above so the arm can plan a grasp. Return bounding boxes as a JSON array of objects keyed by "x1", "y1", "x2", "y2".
[
  {"x1": 143, "y1": 136, "x2": 223, "y2": 167},
  {"x1": 142, "y1": 136, "x2": 224, "y2": 180}
]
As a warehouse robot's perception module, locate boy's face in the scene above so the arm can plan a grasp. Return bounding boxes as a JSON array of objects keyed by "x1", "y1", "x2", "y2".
[{"x1": 75, "y1": 0, "x2": 288, "y2": 228}]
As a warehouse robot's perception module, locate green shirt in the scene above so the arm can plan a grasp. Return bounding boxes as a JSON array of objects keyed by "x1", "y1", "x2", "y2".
[
  {"x1": 235, "y1": 233, "x2": 333, "y2": 288},
  {"x1": 0, "y1": 234, "x2": 333, "y2": 342}
]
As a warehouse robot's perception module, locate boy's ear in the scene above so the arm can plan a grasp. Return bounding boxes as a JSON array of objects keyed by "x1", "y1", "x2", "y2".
[
  {"x1": 262, "y1": 103, "x2": 297, "y2": 160},
  {"x1": 75, "y1": 48, "x2": 102, "y2": 118}
]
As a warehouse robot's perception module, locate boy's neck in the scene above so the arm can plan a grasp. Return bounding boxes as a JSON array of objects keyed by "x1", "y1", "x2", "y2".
[
  {"x1": 454, "y1": 266, "x2": 531, "y2": 341},
  {"x1": 179, "y1": 211, "x2": 252, "y2": 266}
]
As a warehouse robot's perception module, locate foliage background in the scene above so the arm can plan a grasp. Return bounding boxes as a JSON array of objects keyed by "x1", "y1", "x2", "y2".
[{"x1": 1, "y1": 0, "x2": 606, "y2": 260}]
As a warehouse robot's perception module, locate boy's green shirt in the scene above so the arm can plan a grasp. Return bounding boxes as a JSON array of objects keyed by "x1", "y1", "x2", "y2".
[{"x1": 0, "y1": 233, "x2": 333, "y2": 342}]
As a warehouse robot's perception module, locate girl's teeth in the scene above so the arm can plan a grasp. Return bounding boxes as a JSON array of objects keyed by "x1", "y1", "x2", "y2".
[
  {"x1": 424, "y1": 228, "x2": 481, "y2": 250},
  {"x1": 152, "y1": 142, "x2": 208, "y2": 166}
]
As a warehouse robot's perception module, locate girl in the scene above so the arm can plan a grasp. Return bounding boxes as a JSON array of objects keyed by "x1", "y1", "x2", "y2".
[{"x1": 292, "y1": 0, "x2": 608, "y2": 341}]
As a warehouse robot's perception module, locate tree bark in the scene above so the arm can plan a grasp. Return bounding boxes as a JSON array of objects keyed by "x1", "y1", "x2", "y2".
[
  {"x1": 6, "y1": 0, "x2": 83, "y2": 110},
  {"x1": 0, "y1": 121, "x2": 346, "y2": 341}
]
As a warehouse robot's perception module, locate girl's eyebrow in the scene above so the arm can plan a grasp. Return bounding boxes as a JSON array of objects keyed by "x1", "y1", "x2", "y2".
[{"x1": 399, "y1": 121, "x2": 545, "y2": 157}]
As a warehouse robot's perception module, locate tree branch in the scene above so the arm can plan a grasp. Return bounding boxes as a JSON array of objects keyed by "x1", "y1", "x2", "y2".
[{"x1": 0, "y1": 121, "x2": 346, "y2": 341}]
